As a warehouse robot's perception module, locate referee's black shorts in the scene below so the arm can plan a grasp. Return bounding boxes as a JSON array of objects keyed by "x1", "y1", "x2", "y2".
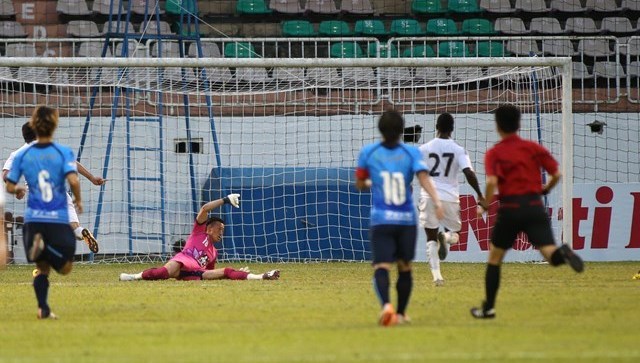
[
  {"x1": 370, "y1": 224, "x2": 416, "y2": 264},
  {"x1": 23, "y1": 222, "x2": 76, "y2": 273},
  {"x1": 491, "y1": 194, "x2": 556, "y2": 250}
]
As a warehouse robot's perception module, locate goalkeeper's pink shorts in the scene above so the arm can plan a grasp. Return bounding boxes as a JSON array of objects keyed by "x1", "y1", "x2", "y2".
[{"x1": 170, "y1": 252, "x2": 204, "y2": 272}]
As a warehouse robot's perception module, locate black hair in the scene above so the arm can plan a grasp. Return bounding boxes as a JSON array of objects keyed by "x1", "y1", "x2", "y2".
[
  {"x1": 378, "y1": 110, "x2": 404, "y2": 143},
  {"x1": 494, "y1": 104, "x2": 521, "y2": 133},
  {"x1": 22, "y1": 122, "x2": 36, "y2": 143},
  {"x1": 206, "y1": 216, "x2": 225, "y2": 227},
  {"x1": 436, "y1": 113, "x2": 454, "y2": 134}
]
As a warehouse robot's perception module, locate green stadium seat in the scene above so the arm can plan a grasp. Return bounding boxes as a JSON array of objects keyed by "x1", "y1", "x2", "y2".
[
  {"x1": 224, "y1": 42, "x2": 257, "y2": 58},
  {"x1": 165, "y1": 0, "x2": 198, "y2": 15},
  {"x1": 476, "y1": 41, "x2": 508, "y2": 56},
  {"x1": 390, "y1": 19, "x2": 424, "y2": 36},
  {"x1": 368, "y1": 43, "x2": 399, "y2": 57},
  {"x1": 412, "y1": 0, "x2": 447, "y2": 14},
  {"x1": 354, "y1": 20, "x2": 388, "y2": 36},
  {"x1": 282, "y1": 20, "x2": 317, "y2": 37},
  {"x1": 438, "y1": 41, "x2": 472, "y2": 57},
  {"x1": 318, "y1": 20, "x2": 352, "y2": 37},
  {"x1": 402, "y1": 44, "x2": 436, "y2": 57},
  {"x1": 448, "y1": 0, "x2": 482, "y2": 13},
  {"x1": 236, "y1": 0, "x2": 272, "y2": 14},
  {"x1": 426, "y1": 18, "x2": 459, "y2": 35},
  {"x1": 461, "y1": 19, "x2": 496, "y2": 35},
  {"x1": 330, "y1": 42, "x2": 365, "y2": 58}
]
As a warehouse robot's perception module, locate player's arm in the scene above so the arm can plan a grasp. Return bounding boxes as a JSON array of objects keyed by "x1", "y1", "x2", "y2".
[
  {"x1": 539, "y1": 147, "x2": 562, "y2": 196},
  {"x1": 195, "y1": 194, "x2": 240, "y2": 224},
  {"x1": 67, "y1": 173, "x2": 82, "y2": 214},
  {"x1": 542, "y1": 171, "x2": 561, "y2": 195},
  {"x1": 462, "y1": 168, "x2": 484, "y2": 200},
  {"x1": 354, "y1": 167, "x2": 371, "y2": 191},
  {"x1": 76, "y1": 161, "x2": 106, "y2": 186},
  {"x1": 2, "y1": 169, "x2": 8, "y2": 183},
  {"x1": 478, "y1": 176, "x2": 497, "y2": 213},
  {"x1": 417, "y1": 171, "x2": 444, "y2": 220}
]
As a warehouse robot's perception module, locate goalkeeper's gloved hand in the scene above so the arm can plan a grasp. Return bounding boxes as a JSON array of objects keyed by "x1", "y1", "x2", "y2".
[{"x1": 223, "y1": 193, "x2": 240, "y2": 208}]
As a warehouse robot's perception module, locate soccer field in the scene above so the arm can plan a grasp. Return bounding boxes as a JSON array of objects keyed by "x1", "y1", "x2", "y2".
[{"x1": 0, "y1": 262, "x2": 638, "y2": 363}]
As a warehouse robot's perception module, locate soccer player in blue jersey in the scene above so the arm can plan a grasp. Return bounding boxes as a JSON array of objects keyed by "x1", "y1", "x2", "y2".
[
  {"x1": 5, "y1": 106, "x2": 83, "y2": 319},
  {"x1": 355, "y1": 110, "x2": 445, "y2": 326}
]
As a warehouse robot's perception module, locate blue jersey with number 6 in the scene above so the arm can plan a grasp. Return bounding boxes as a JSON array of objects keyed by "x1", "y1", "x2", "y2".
[
  {"x1": 357, "y1": 142, "x2": 429, "y2": 226},
  {"x1": 6, "y1": 143, "x2": 77, "y2": 224}
]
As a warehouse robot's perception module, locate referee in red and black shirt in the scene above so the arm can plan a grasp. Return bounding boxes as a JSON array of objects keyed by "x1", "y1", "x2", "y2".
[{"x1": 471, "y1": 104, "x2": 584, "y2": 319}]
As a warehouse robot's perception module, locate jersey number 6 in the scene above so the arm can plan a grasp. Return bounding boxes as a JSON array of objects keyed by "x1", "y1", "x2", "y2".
[
  {"x1": 380, "y1": 171, "x2": 406, "y2": 206},
  {"x1": 38, "y1": 170, "x2": 54, "y2": 203}
]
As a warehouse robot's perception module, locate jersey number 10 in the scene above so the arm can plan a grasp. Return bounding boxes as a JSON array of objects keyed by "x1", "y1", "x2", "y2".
[{"x1": 380, "y1": 171, "x2": 406, "y2": 206}]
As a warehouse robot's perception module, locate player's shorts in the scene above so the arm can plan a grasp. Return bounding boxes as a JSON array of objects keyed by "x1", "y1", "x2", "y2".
[
  {"x1": 370, "y1": 224, "x2": 417, "y2": 264},
  {"x1": 170, "y1": 252, "x2": 206, "y2": 272},
  {"x1": 418, "y1": 197, "x2": 461, "y2": 231},
  {"x1": 491, "y1": 194, "x2": 555, "y2": 250},
  {"x1": 23, "y1": 222, "x2": 76, "y2": 273},
  {"x1": 66, "y1": 193, "x2": 79, "y2": 224}
]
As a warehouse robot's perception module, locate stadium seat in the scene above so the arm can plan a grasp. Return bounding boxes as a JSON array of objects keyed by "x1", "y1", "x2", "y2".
[
  {"x1": 188, "y1": 42, "x2": 222, "y2": 58},
  {"x1": 0, "y1": 21, "x2": 27, "y2": 37},
  {"x1": 151, "y1": 42, "x2": 184, "y2": 58},
  {"x1": 448, "y1": 0, "x2": 482, "y2": 13},
  {"x1": 270, "y1": 0, "x2": 303, "y2": 14},
  {"x1": 438, "y1": 41, "x2": 472, "y2": 57},
  {"x1": 565, "y1": 17, "x2": 598, "y2": 34},
  {"x1": 236, "y1": 0, "x2": 272, "y2": 14},
  {"x1": 461, "y1": 19, "x2": 495, "y2": 35},
  {"x1": 341, "y1": 0, "x2": 375, "y2": 14},
  {"x1": 594, "y1": 61, "x2": 625, "y2": 78},
  {"x1": 623, "y1": 37, "x2": 640, "y2": 56},
  {"x1": 550, "y1": 0, "x2": 586, "y2": 13},
  {"x1": 200, "y1": 67, "x2": 233, "y2": 82},
  {"x1": 318, "y1": 20, "x2": 352, "y2": 36},
  {"x1": 354, "y1": 20, "x2": 388, "y2": 36},
  {"x1": 101, "y1": 20, "x2": 136, "y2": 35},
  {"x1": 130, "y1": 0, "x2": 164, "y2": 15},
  {"x1": 140, "y1": 20, "x2": 174, "y2": 35},
  {"x1": 92, "y1": 0, "x2": 123, "y2": 15},
  {"x1": 402, "y1": 44, "x2": 436, "y2": 57},
  {"x1": 426, "y1": 18, "x2": 459, "y2": 35},
  {"x1": 585, "y1": 0, "x2": 621, "y2": 12},
  {"x1": 330, "y1": 42, "x2": 365, "y2": 58},
  {"x1": 199, "y1": 0, "x2": 235, "y2": 15},
  {"x1": 113, "y1": 40, "x2": 141, "y2": 57},
  {"x1": 475, "y1": 41, "x2": 508, "y2": 56},
  {"x1": 57, "y1": 0, "x2": 92, "y2": 15},
  {"x1": 451, "y1": 67, "x2": 485, "y2": 81},
  {"x1": 529, "y1": 18, "x2": 563, "y2": 35},
  {"x1": 494, "y1": 17, "x2": 529, "y2": 34},
  {"x1": 391, "y1": 19, "x2": 424, "y2": 36},
  {"x1": 282, "y1": 20, "x2": 317, "y2": 37},
  {"x1": 600, "y1": 17, "x2": 636, "y2": 34},
  {"x1": 506, "y1": 39, "x2": 540, "y2": 55},
  {"x1": 368, "y1": 43, "x2": 399, "y2": 57},
  {"x1": 77, "y1": 42, "x2": 112, "y2": 57},
  {"x1": 627, "y1": 61, "x2": 640, "y2": 76},
  {"x1": 541, "y1": 39, "x2": 578, "y2": 56},
  {"x1": 414, "y1": 67, "x2": 447, "y2": 82},
  {"x1": 272, "y1": 67, "x2": 305, "y2": 82},
  {"x1": 66, "y1": 20, "x2": 101, "y2": 37},
  {"x1": 305, "y1": 0, "x2": 340, "y2": 14},
  {"x1": 514, "y1": 0, "x2": 549, "y2": 13},
  {"x1": 479, "y1": 0, "x2": 514, "y2": 13},
  {"x1": 166, "y1": 0, "x2": 198, "y2": 15},
  {"x1": 622, "y1": 0, "x2": 640, "y2": 11},
  {"x1": 236, "y1": 68, "x2": 271, "y2": 83},
  {"x1": 5, "y1": 43, "x2": 37, "y2": 57},
  {"x1": 0, "y1": 0, "x2": 15, "y2": 17},
  {"x1": 224, "y1": 42, "x2": 257, "y2": 58},
  {"x1": 412, "y1": 0, "x2": 446, "y2": 14},
  {"x1": 578, "y1": 39, "x2": 615, "y2": 57},
  {"x1": 573, "y1": 62, "x2": 593, "y2": 79}
]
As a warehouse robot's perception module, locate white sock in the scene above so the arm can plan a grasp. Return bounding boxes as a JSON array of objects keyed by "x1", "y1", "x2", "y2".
[
  {"x1": 134, "y1": 272, "x2": 143, "y2": 280},
  {"x1": 427, "y1": 241, "x2": 441, "y2": 281},
  {"x1": 74, "y1": 227, "x2": 84, "y2": 240},
  {"x1": 449, "y1": 232, "x2": 460, "y2": 245},
  {"x1": 247, "y1": 273, "x2": 262, "y2": 280}
]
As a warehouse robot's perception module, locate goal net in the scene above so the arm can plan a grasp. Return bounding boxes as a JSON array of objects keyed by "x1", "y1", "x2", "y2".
[{"x1": 0, "y1": 56, "x2": 572, "y2": 263}]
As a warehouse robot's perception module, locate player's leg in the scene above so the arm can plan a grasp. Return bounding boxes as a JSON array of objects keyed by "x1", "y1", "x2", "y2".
[
  {"x1": 370, "y1": 225, "x2": 397, "y2": 326},
  {"x1": 33, "y1": 261, "x2": 55, "y2": 319},
  {"x1": 395, "y1": 225, "x2": 417, "y2": 324},
  {"x1": 420, "y1": 198, "x2": 444, "y2": 285},
  {"x1": 440, "y1": 201, "x2": 462, "y2": 247},
  {"x1": 120, "y1": 260, "x2": 181, "y2": 281},
  {"x1": 67, "y1": 194, "x2": 99, "y2": 253},
  {"x1": 201, "y1": 267, "x2": 280, "y2": 280}
]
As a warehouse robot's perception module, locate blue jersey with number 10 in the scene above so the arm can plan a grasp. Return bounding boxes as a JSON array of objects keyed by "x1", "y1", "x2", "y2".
[
  {"x1": 6, "y1": 142, "x2": 77, "y2": 224},
  {"x1": 357, "y1": 142, "x2": 429, "y2": 226}
]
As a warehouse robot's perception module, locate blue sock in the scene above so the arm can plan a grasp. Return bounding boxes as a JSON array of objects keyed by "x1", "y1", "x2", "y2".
[
  {"x1": 33, "y1": 274, "x2": 50, "y2": 313},
  {"x1": 373, "y1": 268, "x2": 390, "y2": 306},
  {"x1": 396, "y1": 270, "x2": 412, "y2": 315}
]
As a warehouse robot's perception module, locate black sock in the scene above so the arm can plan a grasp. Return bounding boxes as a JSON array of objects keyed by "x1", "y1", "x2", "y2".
[
  {"x1": 550, "y1": 246, "x2": 566, "y2": 266},
  {"x1": 485, "y1": 264, "x2": 501, "y2": 311},
  {"x1": 33, "y1": 274, "x2": 50, "y2": 313},
  {"x1": 373, "y1": 268, "x2": 390, "y2": 306},
  {"x1": 396, "y1": 270, "x2": 412, "y2": 315}
]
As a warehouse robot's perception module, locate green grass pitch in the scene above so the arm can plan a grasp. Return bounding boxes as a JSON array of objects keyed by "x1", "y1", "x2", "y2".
[{"x1": 0, "y1": 262, "x2": 638, "y2": 362}]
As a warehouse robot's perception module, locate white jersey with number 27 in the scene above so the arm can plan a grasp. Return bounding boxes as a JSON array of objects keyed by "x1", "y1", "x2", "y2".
[{"x1": 419, "y1": 138, "x2": 472, "y2": 203}]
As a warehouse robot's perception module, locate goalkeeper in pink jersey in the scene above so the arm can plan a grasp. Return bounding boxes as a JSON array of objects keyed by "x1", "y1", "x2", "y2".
[{"x1": 119, "y1": 194, "x2": 280, "y2": 281}]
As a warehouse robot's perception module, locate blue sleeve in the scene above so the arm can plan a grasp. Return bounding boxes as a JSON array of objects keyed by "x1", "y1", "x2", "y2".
[
  {"x1": 357, "y1": 145, "x2": 369, "y2": 170},
  {"x1": 410, "y1": 146, "x2": 429, "y2": 174},
  {"x1": 6, "y1": 150, "x2": 24, "y2": 184},
  {"x1": 62, "y1": 146, "x2": 78, "y2": 176}
]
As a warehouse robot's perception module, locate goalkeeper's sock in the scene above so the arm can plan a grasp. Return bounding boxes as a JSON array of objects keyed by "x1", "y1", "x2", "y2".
[
  {"x1": 33, "y1": 273, "x2": 50, "y2": 314},
  {"x1": 373, "y1": 268, "x2": 390, "y2": 306},
  {"x1": 141, "y1": 267, "x2": 169, "y2": 280},
  {"x1": 427, "y1": 240, "x2": 441, "y2": 280},
  {"x1": 549, "y1": 247, "x2": 566, "y2": 266},
  {"x1": 396, "y1": 270, "x2": 412, "y2": 316},
  {"x1": 485, "y1": 264, "x2": 501, "y2": 310},
  {"x1": 73, "y1": 227, "x2": 84, "y2": 241},
  {"x1": 247, "y1": 274, "x2": 263, "y2": 280},
  {"x1": 223, "y1": 267, "x2": 249, "y2": 280}
]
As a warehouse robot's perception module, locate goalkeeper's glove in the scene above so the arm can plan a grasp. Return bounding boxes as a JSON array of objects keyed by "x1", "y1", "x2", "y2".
[{"x1": 223, "y1": 193, "x2": 240, "y2": 208}]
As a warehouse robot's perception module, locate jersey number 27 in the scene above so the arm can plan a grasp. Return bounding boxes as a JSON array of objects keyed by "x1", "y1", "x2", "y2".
[
  {"x1": 380, "y1": 171, "x2": 406, "y2": 206},
  {"x1": 429, "y1": 153, "x2": 454, "y2": 177}
]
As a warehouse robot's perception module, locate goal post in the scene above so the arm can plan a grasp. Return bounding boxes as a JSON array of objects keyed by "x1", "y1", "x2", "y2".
[{"x1": 0, "y1": 56, "x2": 573, "y2": 263}]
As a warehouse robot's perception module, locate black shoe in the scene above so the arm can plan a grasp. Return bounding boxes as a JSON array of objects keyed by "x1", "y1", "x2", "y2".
[
  {"x1": 437, "y1": 232, "x2": 448, "y2": 261},
  {"x1": 470, "y1": 302, "x2": 496, "y2": 319},
  {"x1": 559, "y1": 245, "x2": 584, "y2": 273}
]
